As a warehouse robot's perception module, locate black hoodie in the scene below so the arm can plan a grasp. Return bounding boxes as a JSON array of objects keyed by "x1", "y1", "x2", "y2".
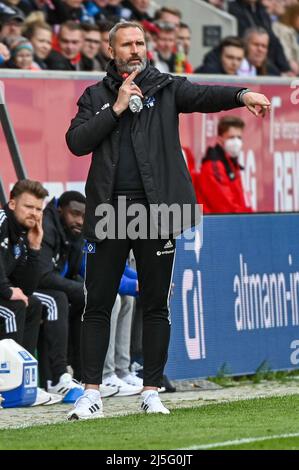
[{"x1": 37, "y1": 198, "x2": 84, "y2": 298}]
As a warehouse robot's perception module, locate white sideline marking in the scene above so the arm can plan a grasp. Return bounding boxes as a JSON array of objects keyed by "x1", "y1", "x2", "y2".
[{"x1": 178, "y1": 432, "x2": 299, "y2": 450}]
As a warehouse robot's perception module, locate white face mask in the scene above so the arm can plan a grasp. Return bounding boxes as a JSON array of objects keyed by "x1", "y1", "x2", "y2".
[{"x1": 224, "y1": 137, "x2": 243, "y2": 157}]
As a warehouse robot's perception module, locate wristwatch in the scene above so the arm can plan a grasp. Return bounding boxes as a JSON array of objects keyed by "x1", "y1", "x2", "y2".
[{"x1": 237, "y1": 88, "x2": 251, "y2": 105}]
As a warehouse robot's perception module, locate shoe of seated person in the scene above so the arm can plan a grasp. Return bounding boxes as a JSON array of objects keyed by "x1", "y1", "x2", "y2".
[
  {"x1": 67, "y1": 390, "x2": 103, "y2": 421},
  {"x1": 47, "y1": 373, "x2": 83, "y2": 399},
  {"x1": 121, "y1": 372, "x2": 143, "y2": 388},
  {"x1": 100, "y1": 384, "x2": 119, "y2": 398},
  {"x1": 141, "y1": 390, "x2": 170, "y2": 414},
  {"x1": 31, "y1": 388, "x2": 51, "y2": 406}
]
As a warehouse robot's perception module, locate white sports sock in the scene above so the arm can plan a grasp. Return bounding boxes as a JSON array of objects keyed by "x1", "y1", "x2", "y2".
[
  {"x1": 142, "y1": 390, "x2": 158, "y2": 401},
  {"x1": 84, "y1": 389, "x2": 101, "y2": 400}
]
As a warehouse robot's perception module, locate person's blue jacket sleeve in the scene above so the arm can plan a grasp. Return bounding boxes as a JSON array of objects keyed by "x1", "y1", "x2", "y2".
[
  {"x1": 124, "y1": 264, "x2": 137, "y2": 280},
  {"x1": 119, "y1": 275, "x2": 138, "y2": 297}
]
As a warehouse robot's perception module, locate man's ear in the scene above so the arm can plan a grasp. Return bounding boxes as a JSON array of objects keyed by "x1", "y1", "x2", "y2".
[
  {"x1": 108, "y1": 45, "x2": 114, "y2": 59},
  {"x1": 8, "y1": 199, "x2": 15, "y2": 211}
]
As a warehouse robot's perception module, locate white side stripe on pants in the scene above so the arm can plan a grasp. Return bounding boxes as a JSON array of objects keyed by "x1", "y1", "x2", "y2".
[
  {"x1": 33, "y1": 292, "x2": 58, "y2": 321},
  {"x1": 0, "y1": 306, "x2": 17, "y2": 333},
  {"x1": 166, "y1": 248, "x2": 176, "y2": 325}
]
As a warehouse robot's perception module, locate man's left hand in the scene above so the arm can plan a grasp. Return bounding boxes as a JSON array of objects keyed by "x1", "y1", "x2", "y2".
[
  {"x1": 243, "y1": 92, "x2": 271, "y2": 117},
  {"x1": 27, "y1": 216, "x2": 43, "y2": 250}
]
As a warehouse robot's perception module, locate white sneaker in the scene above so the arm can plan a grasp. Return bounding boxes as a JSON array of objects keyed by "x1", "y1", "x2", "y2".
[
  {"x1": 121, "y1": 372, "x2": 143, "y2": 388},
  {"x1": 47, "y1": 373, "x2": 83, "y2": 397},
  {"x1": 67, "y1": 391, "x2": 103, "y2": 421},
  {"x1": 103, "y1": 373, "x2": 142, "y2": 396},
  {"x1": 141, "y1": 390, "x2": 170, "y2": 414},
  {"x1": 31, "y1": 388, "x2": 51, "y2": 406},
  {"x1": 100, "y1": 384, "x2": 119, "y2": 398}
]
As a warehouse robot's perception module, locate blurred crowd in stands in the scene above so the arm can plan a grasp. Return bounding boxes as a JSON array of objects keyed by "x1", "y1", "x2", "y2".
[{"x1": 0, "y1": 0, "x2": 298, "y2": 76}]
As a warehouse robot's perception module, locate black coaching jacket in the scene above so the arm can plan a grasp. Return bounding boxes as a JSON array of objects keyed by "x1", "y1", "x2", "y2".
[
  {"x1": 0, "y1": 206, "x2": 41, "y2": 300},
  {"x1": 66, "y1": 62, "x2": 246, "y2": 241}
]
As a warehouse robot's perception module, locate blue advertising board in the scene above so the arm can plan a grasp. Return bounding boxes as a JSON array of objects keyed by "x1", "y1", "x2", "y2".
[{"x1": 166, "y1": 213, "x2": 299, "y2": 379}]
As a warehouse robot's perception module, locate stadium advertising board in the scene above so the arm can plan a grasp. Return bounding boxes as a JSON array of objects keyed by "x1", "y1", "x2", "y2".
[{"x1": 166, "y1": 213, "x2": 299, "y2": 379}]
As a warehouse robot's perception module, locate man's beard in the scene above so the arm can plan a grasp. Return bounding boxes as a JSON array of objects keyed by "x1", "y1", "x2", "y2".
[{"x1": 115, "y1": 56, "x2": 147, "y2": 74}]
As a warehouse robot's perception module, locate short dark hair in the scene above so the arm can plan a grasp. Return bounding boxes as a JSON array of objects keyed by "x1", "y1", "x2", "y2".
[
  {"x1": 109, "y1": 21, "x2": 145, "y2": 47},
  {"x1": 10, "y1": 179, "x2": 49, "y2": 200},
  {"x1": 220, "y1": 36, "x2": 244, "y2": 53},
  {"x1": 154, "y1": 7, "x2": 182, "y2": 21},
  {"x1": 97, "y1": 20, "x2": 115, "y2": 34},
  {"x1": 59, "y1": 20, "x2": 83, "y2": 36},
  {"x1": 218, "y1": 116, "x2": 245, "y2": 136},
  {"x1": 23, "y1": 21, "x2": 52, "y2": 40},
  {"x1": 58, "y1": 191, "x2": 86, "y2": 208},
  {"x1": 179, "y1": 22, "x2": 190, "y2": 31}
]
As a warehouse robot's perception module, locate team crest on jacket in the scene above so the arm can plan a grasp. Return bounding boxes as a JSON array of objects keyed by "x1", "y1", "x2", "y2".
[
  {"x1": 1, "y1": 237, "x2": 8, "y2": 250},
  {"x1": 13, "y1": 244, "x2": 21, "y2": 259},
  {"x1": 144, "y1": 97, "x2": 156, "y2": 108}
]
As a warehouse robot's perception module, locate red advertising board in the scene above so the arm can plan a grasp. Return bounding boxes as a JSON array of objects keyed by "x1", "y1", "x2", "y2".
[{"x1": 1, "y1": 73, "x2": 298, "y2": 211}]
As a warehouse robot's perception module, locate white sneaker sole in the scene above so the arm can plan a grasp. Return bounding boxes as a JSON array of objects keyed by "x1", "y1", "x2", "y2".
[{"x1": 67, "y1": 411, "x2": 104, "y2": 421}]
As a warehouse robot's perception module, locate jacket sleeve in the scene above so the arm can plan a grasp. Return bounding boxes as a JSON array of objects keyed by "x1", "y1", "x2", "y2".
[
  {"x1": 65, "y1": 86, "x2": 119, "y2": 156},
  {"x1": 175, "y1": 78, "x2": 245, "y2": 114},
  {"x1": 118, "y1": 274, "x2": 138, "y2": 297},
  {"x1": 0, "y1": 252, "x2": 13, "y2": 300}
]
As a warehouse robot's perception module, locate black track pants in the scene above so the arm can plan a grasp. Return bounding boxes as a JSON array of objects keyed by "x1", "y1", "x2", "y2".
[{"x1": 82, "y1": 203, "x2": 176, "y2": 387}]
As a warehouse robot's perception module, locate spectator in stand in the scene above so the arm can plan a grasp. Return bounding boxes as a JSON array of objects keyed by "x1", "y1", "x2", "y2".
[
  {"x1": 154, "y1": 6, "x2": 182, "y2": 32},
  {"x1": 278, "y1": 3, "x2": 299, "y2": 73},
  {"x1": 81, "y1": 23, "x2": 102, "y2": 70},
  {"x1": 195, "y1": 36, "x2": 245, "y2": 74},
  {"x1": 197, "y1": 116, "x2": 253, "y2": 214},
  {"x1": 238, "y1": 26, "x2": 280, "y2": 75},
  {"x1": 46, "y1": 0, "x2": 94, "y2": 26},
  {"x1": 153, "y1": 21, "x2": 176, "y2": 73},
  {"x1": 96, "y1": 20, "x2": 114, "y2": 70},
  {"x1": 177, "y1": 22, "x2": 193, "y2": 73},
  {"x1": 85, "y1": 0, "x2": 131, "y2": 22},
  {"x1": 122, "y1": 0, "x2": 152, "y2": 22},
  {"x1": 105, "y1": 0, "x2": 132, "y2": 22},
  {"x1": 228, "y1": 0, "x2": 293, "y2": 75},
  {"x1": 0, "y1": 2, "x2": 25, "y2": 43},
  {"x1": 23, "y1": 20, "x2": 52, "y2": 69},
  {"x1": 47, "y1": 21, "x2": 93, "y2": 71},
  {"x1": 0, "y1": 36, "x2": 41, "y2": 69}
]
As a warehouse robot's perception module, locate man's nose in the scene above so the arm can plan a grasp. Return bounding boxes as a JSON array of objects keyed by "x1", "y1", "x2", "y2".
[{"x1": 131, "y1": 43, "x2": 138, "y2": 53}]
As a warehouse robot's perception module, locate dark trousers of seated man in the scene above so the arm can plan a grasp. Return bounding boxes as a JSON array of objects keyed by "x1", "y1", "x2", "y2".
[
  {"x1": 35, "y1": 287, "x2": 85, "y2": 388},
  {"x1": 0, "y1": 295, "x2": 42, "y2": 356}
]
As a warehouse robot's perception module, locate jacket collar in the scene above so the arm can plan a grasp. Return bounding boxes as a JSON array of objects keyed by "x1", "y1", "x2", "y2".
[
  {"x1": 103, "y1": 60, "x2": 173, "y2": 96},
  {"x1": 4, "y1": 204, "x2": 27, "y2": 244}
]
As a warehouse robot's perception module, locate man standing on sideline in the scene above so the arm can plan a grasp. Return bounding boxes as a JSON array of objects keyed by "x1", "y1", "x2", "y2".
[{"x1": 66, "y1": 21, "x2": 270, "y2": 420}]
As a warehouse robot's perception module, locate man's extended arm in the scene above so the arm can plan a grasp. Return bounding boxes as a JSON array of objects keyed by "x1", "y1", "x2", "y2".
[{"x1": 175, "y1": 78, "x2": 270, "y2": 116}]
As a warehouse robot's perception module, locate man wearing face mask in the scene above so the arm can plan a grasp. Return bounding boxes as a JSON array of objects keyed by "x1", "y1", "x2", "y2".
[{"x1": 197, "y1": 116, "x2": 253, "y2": 213}]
